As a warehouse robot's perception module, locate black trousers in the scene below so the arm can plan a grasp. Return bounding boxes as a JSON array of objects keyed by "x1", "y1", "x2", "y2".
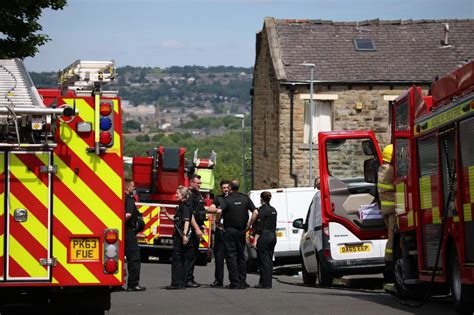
[
  {"x1": 171, "y1": 235, "x2": 194, "y2": 288},
  {"x1": 187, "y1": 234, "x2": 200, "y2": 283},
  {"x1": 125, "y1": 228, "x2": 141, "y2": 287},
  {"x1": 257, "y1": 231, "x2": 276, "y2": 288},
  {"x1": 213, "y1": 228, "x2": 225, "y2": 284},
  {"x1": 224, "y1": 227, "x2": 246, "y2": 286}
]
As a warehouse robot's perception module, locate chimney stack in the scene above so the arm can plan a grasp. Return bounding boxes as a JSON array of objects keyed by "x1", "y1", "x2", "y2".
[{"x1": 443, "y1": 23, "x2": 450, "y2": 46}]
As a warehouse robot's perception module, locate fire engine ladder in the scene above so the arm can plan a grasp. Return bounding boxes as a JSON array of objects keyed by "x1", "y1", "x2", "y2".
[
  {"x1": 58, "y1": 60, "x2": 116, "y2": 154},
  {"x1": 0, "y1": 58, "x2": 71, "y2": 148}
]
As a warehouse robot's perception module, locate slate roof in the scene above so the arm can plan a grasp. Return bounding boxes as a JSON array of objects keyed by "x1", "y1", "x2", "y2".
[{"x1": 261, "y1": 18, "x2": 474, "y2": 83}]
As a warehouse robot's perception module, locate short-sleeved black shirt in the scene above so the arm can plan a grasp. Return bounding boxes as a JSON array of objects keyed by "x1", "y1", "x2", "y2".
[
  {"x1": 212, "y1": 194, "x2": 227, "y2": 208},
  {"x1": 174, "y1": 201, "x2": 192, "y2": 237},
  {"x1": 220, "y1": 192, "x2": 256, "y2": 230},
  {"x1": 188, "y1": 189, "x2": 206, "y2": 225},
  {"x1": 255, "y1": 204, "x2": 277, "y2": 234}
]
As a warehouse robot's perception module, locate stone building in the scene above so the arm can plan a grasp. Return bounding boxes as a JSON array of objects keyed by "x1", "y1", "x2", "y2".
[{"x1": 252, "y1": 17, "x2": 474, "y2": 189}]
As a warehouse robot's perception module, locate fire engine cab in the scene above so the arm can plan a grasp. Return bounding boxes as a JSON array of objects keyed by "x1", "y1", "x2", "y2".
[
  {"x1": 0, "y1": 59, "x2": 124, "y2": 314},
  {"x1": 132, "y1": 147, "x2": 216, "y2": 265},
  {"x1": 388, "y1": 61, "x2": 474, "y2": 313}
]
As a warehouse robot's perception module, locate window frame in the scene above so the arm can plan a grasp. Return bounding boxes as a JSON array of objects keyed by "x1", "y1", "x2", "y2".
[
  {"x1": 353, "y1": 38, "x2": 376, "y2": 51},
  {"x1": 303, "y1": 100, "x2": 334, "y2": 144}
]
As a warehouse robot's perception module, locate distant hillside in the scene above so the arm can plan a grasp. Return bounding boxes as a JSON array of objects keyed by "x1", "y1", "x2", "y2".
[{"x1": 30, "y1": 65, "x2": 254, "y2": 112}]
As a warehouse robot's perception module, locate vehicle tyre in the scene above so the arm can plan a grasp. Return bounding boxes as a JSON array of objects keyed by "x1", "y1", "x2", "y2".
[
  {"x1": 196, "y1": 252, "x2": 209, "y2": 266},
  {"x1": 393, "y1": 245, "x2": 425, "y2": 300},
  {"x1": 449, "y1": 248, "x2": 474, "y2": 314},
  {"x1": 139, "y1": 249, "x2": 149, "y2": 263},
  {"x1": 246, "y1": 244, "x2": 258, "y2": 273},
  {"x1": 316, "y1": 257, "x2": 333, "y2": 287},
  {"x1": 301, "y1": 259, "x2": 316, "y2": 285}
]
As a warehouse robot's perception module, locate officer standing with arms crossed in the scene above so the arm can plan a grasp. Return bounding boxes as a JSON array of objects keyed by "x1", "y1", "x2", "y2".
[
  {"x1": 217, "y1": 180, "x2": 258, "y2": 289},
  {"x1": 207, "y1": 180, "x2": 231, "y2": 287},
  {"x1": 186, "y1": 174, "x2": 205, "y2": 288},
  {"x1": 253, "y1": 191, "x2": 277, "y2": 289}
]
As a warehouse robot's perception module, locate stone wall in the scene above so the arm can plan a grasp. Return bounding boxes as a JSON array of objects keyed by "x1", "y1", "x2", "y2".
[
  {"x1": 252, "y1": 28, "x2": 281, "y2": 190},
  {"x1": 253, "y1": 81, "x2": 430, "y2": 189}
]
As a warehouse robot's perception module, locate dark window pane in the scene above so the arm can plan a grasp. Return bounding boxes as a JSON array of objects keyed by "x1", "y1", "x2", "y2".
[{"x1": 353, "y1": 38, "x2": 376, "y2": 51}]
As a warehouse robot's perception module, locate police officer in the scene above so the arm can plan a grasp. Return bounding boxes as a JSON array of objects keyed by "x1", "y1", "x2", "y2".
[
  {"x1": 124, "y1": 179, "x2": 146, "y2": 292},
  {"x1": 377, "y1": 144, "x2": 397, "y2": 281},
  {"x1": 218, "y1": 180, "x2": 258, "y2": 289},
  {"x1": 186, "y1": 174, "x2": 205, "y2": 288},
  {"x1": 253, "y1": 191, "x2": 277, "y2": 289},
  {"x1": 162, "y1": 186, "x2": 194, "y2": 289},
  {"x1": 207, "y1": 180, "x2": 231, "y2": 287}
]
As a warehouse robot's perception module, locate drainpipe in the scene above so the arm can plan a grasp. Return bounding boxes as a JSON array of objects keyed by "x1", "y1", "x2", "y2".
[
  {"x1": 250, "y1": 87, "x2": 254, "y2": 190},
  {"x1": 289, "y1": 84, "x2": 298, "y2": 187}
]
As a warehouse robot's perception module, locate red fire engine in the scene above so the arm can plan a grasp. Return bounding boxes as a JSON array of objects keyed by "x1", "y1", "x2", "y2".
[
  {"x1": 389, "y1": 61, "x2": 474, "y2": 312},
  {"x1": 0, "y1": 59, "x2": 124, "y2": 313},
  {"x1": 131, "y1": 147, "x2": 216, "y2": 265}
]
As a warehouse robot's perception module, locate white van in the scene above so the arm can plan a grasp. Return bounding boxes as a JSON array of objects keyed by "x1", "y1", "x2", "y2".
[{"x1": 248, "y1": 187, "x2": 316, "y2": 264}]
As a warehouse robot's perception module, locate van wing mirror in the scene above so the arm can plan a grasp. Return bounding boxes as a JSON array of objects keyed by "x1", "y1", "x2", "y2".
[
  {"x1": 364, "y1": 158, "x2": 379, "y2": 183},
  {"x1": 292, "y1": 218, "x2": 304, "y2": 229}
]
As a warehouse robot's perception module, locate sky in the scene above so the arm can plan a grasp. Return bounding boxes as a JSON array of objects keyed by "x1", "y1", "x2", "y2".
[{"x1": 25, "y1": 0, "x2": 474, "y2": 72}]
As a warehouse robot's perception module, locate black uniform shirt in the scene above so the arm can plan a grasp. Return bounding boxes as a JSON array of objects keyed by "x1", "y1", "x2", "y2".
[
  {"x1": 124, "y1": 194, "x2": 138, "y2": 230},
  {"x1": 174, "y1": 201, "x2": 192, "y2": 236},
  {"x1": 255, "y1": 204, "x2": 277, "y2": 235},
  {"x1": 214, "y1": 193, "x2": 230, "y2": 208},
  {"x1": 188, "y1": 189, "x2": 206, "y2": 225},
  {"x1": 220, "y1": 192, "x2": 256, "y2": 230},
  {"x1": 213, "y1": 194, "x2": 228, "y2": 225}
]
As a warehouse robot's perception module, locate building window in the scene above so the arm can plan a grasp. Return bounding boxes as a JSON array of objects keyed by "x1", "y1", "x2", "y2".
[
  {"x1": 303, "y1": 100, "x2": 333, "y2": 144},
  {"x1": 353, "y1": 38, "x2": 376, "y2": 51}
]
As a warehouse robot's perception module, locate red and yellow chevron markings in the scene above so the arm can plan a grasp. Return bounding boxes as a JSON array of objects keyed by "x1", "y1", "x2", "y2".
[
  {"x1": 137, "y1": 205, "x2": 160, "y2": 244},
  {"x1": 199, "y1": 216, "x2": 212, "y2": 249},
  {"x1": 7, "y1": 152, "x2": 50, "y2": 280},
  {"x1": 0, "y1": 152, "x2": 4, "y2": 279}
]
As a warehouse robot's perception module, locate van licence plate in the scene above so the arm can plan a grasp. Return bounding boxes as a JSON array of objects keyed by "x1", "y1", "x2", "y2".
[
  {"x1": 276, "y1": 231, "x2": 284, "y2": 238},
  {"x1": 70, "y1": 238, "x2": 100, "y2": 262},
  {"x1": 339, "y1": 243, "x2": 371, "y2": 254}
]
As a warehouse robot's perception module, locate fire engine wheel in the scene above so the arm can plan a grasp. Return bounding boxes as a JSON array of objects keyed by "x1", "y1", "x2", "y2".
[
  {"x1": 393, "y1": 255, "x2": 425, "y2": 300},
  {"x1": 301, "y1": 259, "x2": 316, "y2": 285},
  {"x1": 448, "y1": 248, "x2": 474, "y2": 314},
  {"x1": 195, "y1": 252, "x2": 209, "y2": 266},
  {"x1": 316, "y1": 257, "x2": 333, "y2": 287}
]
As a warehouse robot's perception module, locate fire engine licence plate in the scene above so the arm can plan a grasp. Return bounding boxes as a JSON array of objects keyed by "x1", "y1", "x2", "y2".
[
  {"x1": 339, "y1": 243, "x2": 371, "y2": 254},
  {"x1": 70, "y1": 238, "x2": 100, "y2": 262}
]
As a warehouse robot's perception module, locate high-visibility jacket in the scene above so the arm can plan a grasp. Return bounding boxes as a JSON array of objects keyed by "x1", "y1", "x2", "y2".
[{"x1": 377, "y1": 163, "x2": 395, "y2": 215}]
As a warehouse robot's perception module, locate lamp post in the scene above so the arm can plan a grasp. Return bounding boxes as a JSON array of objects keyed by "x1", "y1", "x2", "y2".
[
  {"x1": 300, "y1": 62, "x2": 315, "y2": 186},
  {"x1": 235, "y1": 114, "x2": 246, "y2": 192}
]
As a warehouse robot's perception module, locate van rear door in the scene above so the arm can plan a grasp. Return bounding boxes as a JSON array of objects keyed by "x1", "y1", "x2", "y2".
[
  {"x1": 318, "y1": 131, "x2": 386, "y2": 241},
  {"x1": 285, "y1": 188, "x2": 316, "y2": 253}
]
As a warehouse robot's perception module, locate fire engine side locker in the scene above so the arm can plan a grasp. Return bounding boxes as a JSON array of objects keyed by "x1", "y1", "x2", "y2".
[{"x1": 2, "y1": 151, "x2": 53, "y2": 282}]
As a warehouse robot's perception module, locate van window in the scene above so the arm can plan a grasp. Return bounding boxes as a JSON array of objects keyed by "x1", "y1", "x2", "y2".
[{"x1": 326, "y1": 137, "x2": 377, "y2": 180}]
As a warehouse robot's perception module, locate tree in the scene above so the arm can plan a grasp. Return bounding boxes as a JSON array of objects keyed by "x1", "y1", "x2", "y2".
[{"x1": 0, "y1": 0, "x2": 67, "y2": 59}]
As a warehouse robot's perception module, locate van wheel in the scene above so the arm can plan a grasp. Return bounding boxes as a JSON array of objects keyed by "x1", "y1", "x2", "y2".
[
  {"x1": 301, "y1": 259, "x2": 316, "y2": 285},
  {"x1": 317, "y1": 258, "x2": 333, "y2": 286},
  {"x1": 449, "y1": 248, "x2": 474, "y2": 314}
]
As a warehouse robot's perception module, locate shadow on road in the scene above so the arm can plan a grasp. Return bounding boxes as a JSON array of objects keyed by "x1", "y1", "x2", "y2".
[{"x1": 274, "y1": 264, "x2": 456, "y2": 315}]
